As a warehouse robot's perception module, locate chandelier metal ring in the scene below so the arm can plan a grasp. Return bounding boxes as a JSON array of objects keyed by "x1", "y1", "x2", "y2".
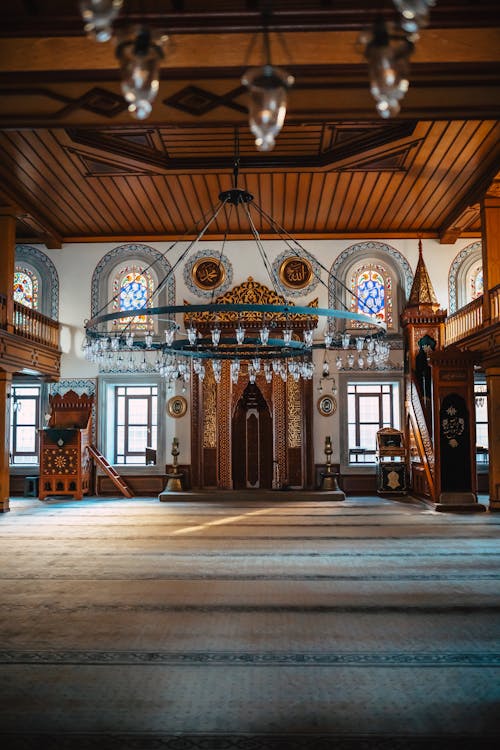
[{"x1": 86, "y1": 302, "x2": 386, "y2": 349}]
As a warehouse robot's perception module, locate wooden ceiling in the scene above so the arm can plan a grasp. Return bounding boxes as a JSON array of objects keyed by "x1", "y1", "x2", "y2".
[{"x1": 0, "y1": 1, "x2": 499, "y2": 247}]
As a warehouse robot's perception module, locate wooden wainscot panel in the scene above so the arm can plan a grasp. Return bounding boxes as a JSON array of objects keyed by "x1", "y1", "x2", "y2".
[
  {"x1": 0, "y1": 329, "x2": 60, "y2": 379},
  {"x1": 341, "y1": 473, "x2": 378, "y2": 494}
]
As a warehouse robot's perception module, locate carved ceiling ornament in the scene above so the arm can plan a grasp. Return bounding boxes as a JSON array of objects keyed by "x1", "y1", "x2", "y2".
[{"x1": 184, "y1": 277, "x2": 318, "y2": 330}]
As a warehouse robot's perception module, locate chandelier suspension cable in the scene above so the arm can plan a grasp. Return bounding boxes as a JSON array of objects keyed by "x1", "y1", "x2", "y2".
[
  {"x1": 90, "y1": 195, "x2": 227, "y2": 325},
  {"x1": 243, "y1": 202, "x2": 288, "y2": 300},
  {"x1": 87, "y1": 197, "x2": 230, "y2": 336},
  {"x1": 252, "y1": 202, "x2": 364, "y2": 316}
]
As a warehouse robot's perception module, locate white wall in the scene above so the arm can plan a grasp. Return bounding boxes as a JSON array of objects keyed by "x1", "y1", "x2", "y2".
[{"x1": 37, "y1": 235, "x2": 479, "y2": 467}]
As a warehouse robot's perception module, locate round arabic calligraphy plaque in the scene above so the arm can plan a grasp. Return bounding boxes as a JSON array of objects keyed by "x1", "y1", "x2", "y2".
[
  {"x1": 192, "y1": 257, "x2": 226, "y2": 291},
  {"x1": 279, "y1": 257, "x2": 313, "y2": 290}
]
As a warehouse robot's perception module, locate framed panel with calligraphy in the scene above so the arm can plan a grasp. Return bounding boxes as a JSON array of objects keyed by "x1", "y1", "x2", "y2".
[
  {"x1": 167, "y1": 396, "x2": 188, "y2": 418},
  {"x1": 317, "y1": 395, "x2": 337, "y2": 417},
  {"x1": 192, "y1": 257, "x2": 226, "y2": 291},
  {"x1": 279, "y1": 257, "x2": 313, "y2": 290}
]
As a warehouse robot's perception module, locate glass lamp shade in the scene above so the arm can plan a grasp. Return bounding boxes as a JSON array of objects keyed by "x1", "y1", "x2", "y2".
[
  {"x1": 79, "y1": 0, "x2": 123, "y2": 42},
  {"x1": 393, "y1": 0, "x2": 435, "y2": 34},
  {"x1": 242, "y1": 65, "x2": 295, "y2": 152},
  {"x1": 365, "y1": 20, "x2": 412, "y2": 118},
  {"x1": 116, "y1": 28, "x2": 166, "y2": 120}
]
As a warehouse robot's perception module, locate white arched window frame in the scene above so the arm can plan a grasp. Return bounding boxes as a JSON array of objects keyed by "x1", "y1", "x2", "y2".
[
  {"x1": 91, "y1": 243, "x2": 175, "y2": 341},
  {"x1": 110, "y1": 262, "x2": 156, "y2": 333},
  {"x1": 329, "y1": 241, "x2": 412, "y2": 335},
  {"x1": 14, "y1": 245, "x2": 59, "y2": 319},
  {"x1": 448, "y1": 241, "x2": 483, "y2": 313},
  {"x1": 13, "y1": 266, "x2": 39, "y2": 310},
  {"x1": 349, "y1": 263, "x2": 393, "y2": 328}
]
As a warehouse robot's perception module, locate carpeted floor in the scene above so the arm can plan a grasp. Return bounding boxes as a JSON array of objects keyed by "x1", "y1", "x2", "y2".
[{"x1": 0, "y1": 493, "x2": 499, "y2": 749}]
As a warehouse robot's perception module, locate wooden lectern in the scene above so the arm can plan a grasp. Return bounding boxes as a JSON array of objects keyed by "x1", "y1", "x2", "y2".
[{"x1": 39, "y1": 390, "x2": 93, "y2": 500}]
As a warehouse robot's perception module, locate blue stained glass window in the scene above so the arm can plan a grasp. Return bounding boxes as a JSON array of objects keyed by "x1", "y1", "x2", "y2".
[
  {"x1": 14, "y1": 268, "x2": 39, "y2": 309},
  {"x1": 356, "y1": 270, "x2": 385, "y2": 317},
  {"x1": 120, "y1": 273, "x2": 148, "y2": 312}
]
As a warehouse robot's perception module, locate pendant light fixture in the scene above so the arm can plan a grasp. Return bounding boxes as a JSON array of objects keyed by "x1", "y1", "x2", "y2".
[
  {"x1": 79, "y1": 0, "x2": 123, "y2": 43},
  {"x1": 241, "y1": 7, "x2": 294, "y2": 152},
  {"x1": 363, "y1": 18, "x2": 413, "y2": 118},
  {"x1": 393, "y1": 0, "x2": 436, "y2": 35},
  {"x1": 115, "y1": 26, "x2": 168, "y2": 120}
]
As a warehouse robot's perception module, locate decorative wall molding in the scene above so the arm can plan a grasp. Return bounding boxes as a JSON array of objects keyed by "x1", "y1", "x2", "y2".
[
  {"x1": 15, "y1": 244, "x2": 59, "y2": 320},
  {"x1": 330, "y1": 241, "x2": 414, "y2": 299},
  {"x1": 91, "y1": 243, "x2": 175, "y2": 319},
  {"x1": 448, "y1": 240, "x2": 482, "y2": 313}
]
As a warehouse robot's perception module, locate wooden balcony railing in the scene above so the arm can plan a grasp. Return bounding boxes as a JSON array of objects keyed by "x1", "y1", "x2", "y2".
[
  {"x1": 444, "y1": 296, "x2": 483, "y2": 347},
  {"x1": 6, "y1": 299, "x2": 60, "y2": 349},
  {"x1": 445, "y1": 284, "x2": 500, "y2": 347}
]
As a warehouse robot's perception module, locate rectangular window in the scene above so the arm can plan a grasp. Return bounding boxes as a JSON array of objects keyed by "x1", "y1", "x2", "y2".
[
  {"x1": 113, "y1": 384, "x2": 158, "y2": 464},
  {"x1": 9, "y1": 385, "x2": 41, "y2": 465},
  {"x1": 475, "y1": 381, "x2": 488, "y2": 465},
  {"x1": 347, "y1": 381, "x2": 400, "y2": 464}
]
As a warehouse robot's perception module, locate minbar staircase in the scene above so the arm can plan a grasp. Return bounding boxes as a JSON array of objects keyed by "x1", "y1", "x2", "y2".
[
  {"x1": 407, "y1": 378, "x2": 436, "y2": 502},
  {"x1": 88, "y1": 445, "x2": 134, "y2": 498}
]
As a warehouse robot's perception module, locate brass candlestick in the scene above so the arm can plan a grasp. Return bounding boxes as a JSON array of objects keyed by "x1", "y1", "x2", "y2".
[
  {"x1": 161, "y1": 437, "x2": 184, "y2": 495},
  {"x1": 324, "y1": 435, "x2": 333, "y2": 471},
  {"x1": 320, "y1": 435, "x2": 341, "y2": 493}
]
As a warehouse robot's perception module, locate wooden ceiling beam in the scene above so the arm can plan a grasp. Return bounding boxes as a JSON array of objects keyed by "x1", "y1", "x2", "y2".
[
  {"x1": 1, "y1": 28, "x2": 499, "y2": 76},
  {"x1": 1, "y1": 1, "x2": 499, "y2": 36},
  {"x1": 0, "y1": 182, "x2": 62, "y2": 249},
  {"x1": 439, "y1": 162, "x2": 500, "y2": 244}
]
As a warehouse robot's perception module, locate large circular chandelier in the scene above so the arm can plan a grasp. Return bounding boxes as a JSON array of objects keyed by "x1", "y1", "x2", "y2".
[{"x1": 84, "y1": 181, "x2": 387, "y2": 386}]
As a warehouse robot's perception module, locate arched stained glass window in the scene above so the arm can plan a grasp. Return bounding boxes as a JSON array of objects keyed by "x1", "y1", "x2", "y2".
[
  {"x1": 112, "y1": 264, "x2": 154, "y2": 331},
  {"x1": 350, "y1": 264, "x2": 393, "y2": 327},
  {"x1": 13, "y1": 267, "x2": 39, "y2": 309},
  {"x1": 470, "y1": 266, "x2": 483, "y2": 300}
]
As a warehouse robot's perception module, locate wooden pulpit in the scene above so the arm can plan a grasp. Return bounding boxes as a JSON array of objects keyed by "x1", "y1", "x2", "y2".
[{"x1": 39, "y1": 390, "x2": 93, "y2": 500}]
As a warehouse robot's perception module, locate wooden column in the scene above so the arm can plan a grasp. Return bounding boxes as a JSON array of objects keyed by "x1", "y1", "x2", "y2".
[
  {"x1": 485, "y1": 366, "x2": 500, "y2": 510},
  {"x1": 481, "y1": 194, "x2": 500, "y2": 327},
  {"x1": 0, "y1": 211, "x2": 17, "y2": 511},
  {"x1": 0, "y1": 372, "x2": 13, "y2": 512},
  {"x1": 480, "y1": 192, "x2": 500, "y2": 510},
  {"x1": 0, "y1": 212, "x2": 16, "y2": 333}
]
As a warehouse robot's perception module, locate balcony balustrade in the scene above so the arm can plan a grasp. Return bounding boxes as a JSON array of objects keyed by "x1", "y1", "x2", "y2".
[{"x1": 0, "y1": 294, "x2": 60, "y2": 350}]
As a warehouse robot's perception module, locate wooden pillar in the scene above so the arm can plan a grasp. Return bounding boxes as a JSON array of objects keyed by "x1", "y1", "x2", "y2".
[
  {"x1": 481, "y1": 194, "x2": 500, "y2": 327},
  {"x1": 0, "y1": 371, "x2": 13, "y2": 512},
  {"x1": 0, "y1": 210, "x2": 17, "y2": 511},
  {"x1": 480, "y1": 192, "x2": 500, "y2": 510},
  {"x1": 485, "y1": 367, "x2": 500, "y2": 510},
  {"x1": 0, "y1": 212, "x2": 16, "y2": 333}
]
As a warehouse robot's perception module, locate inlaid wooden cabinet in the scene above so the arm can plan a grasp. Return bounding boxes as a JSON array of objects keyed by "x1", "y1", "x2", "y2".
[{"x1": 376, "y1": 427, "x2": 407, "y2": 494}]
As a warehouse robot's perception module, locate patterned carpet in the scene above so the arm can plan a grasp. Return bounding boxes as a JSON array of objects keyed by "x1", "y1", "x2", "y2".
[{"x1": 0, "y1": 493, "x2": 499, "y2": 749}]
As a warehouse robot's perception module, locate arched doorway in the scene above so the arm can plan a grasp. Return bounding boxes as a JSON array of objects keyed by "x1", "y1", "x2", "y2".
[{"x1": 232, "y1": 382, "x2": 273, "y2": 489}]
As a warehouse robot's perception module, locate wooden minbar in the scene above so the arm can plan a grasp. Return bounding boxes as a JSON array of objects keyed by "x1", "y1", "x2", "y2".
[{"x1": 39, "y1": 390, "x2": 93, "y2": 500}]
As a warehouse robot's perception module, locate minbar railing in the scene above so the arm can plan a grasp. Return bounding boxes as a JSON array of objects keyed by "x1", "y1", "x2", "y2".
[
  {"x1": 0, "y1": 295, "x2": 60, "y2": 349},
  {"x1": 407, "y1": 379, "x2": 435, "y2": 501}
]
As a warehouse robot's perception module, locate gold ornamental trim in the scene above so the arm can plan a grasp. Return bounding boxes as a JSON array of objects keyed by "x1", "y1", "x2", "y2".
[{"x1": 184, "y1": 277, "x2": 318, "y2": 329}]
